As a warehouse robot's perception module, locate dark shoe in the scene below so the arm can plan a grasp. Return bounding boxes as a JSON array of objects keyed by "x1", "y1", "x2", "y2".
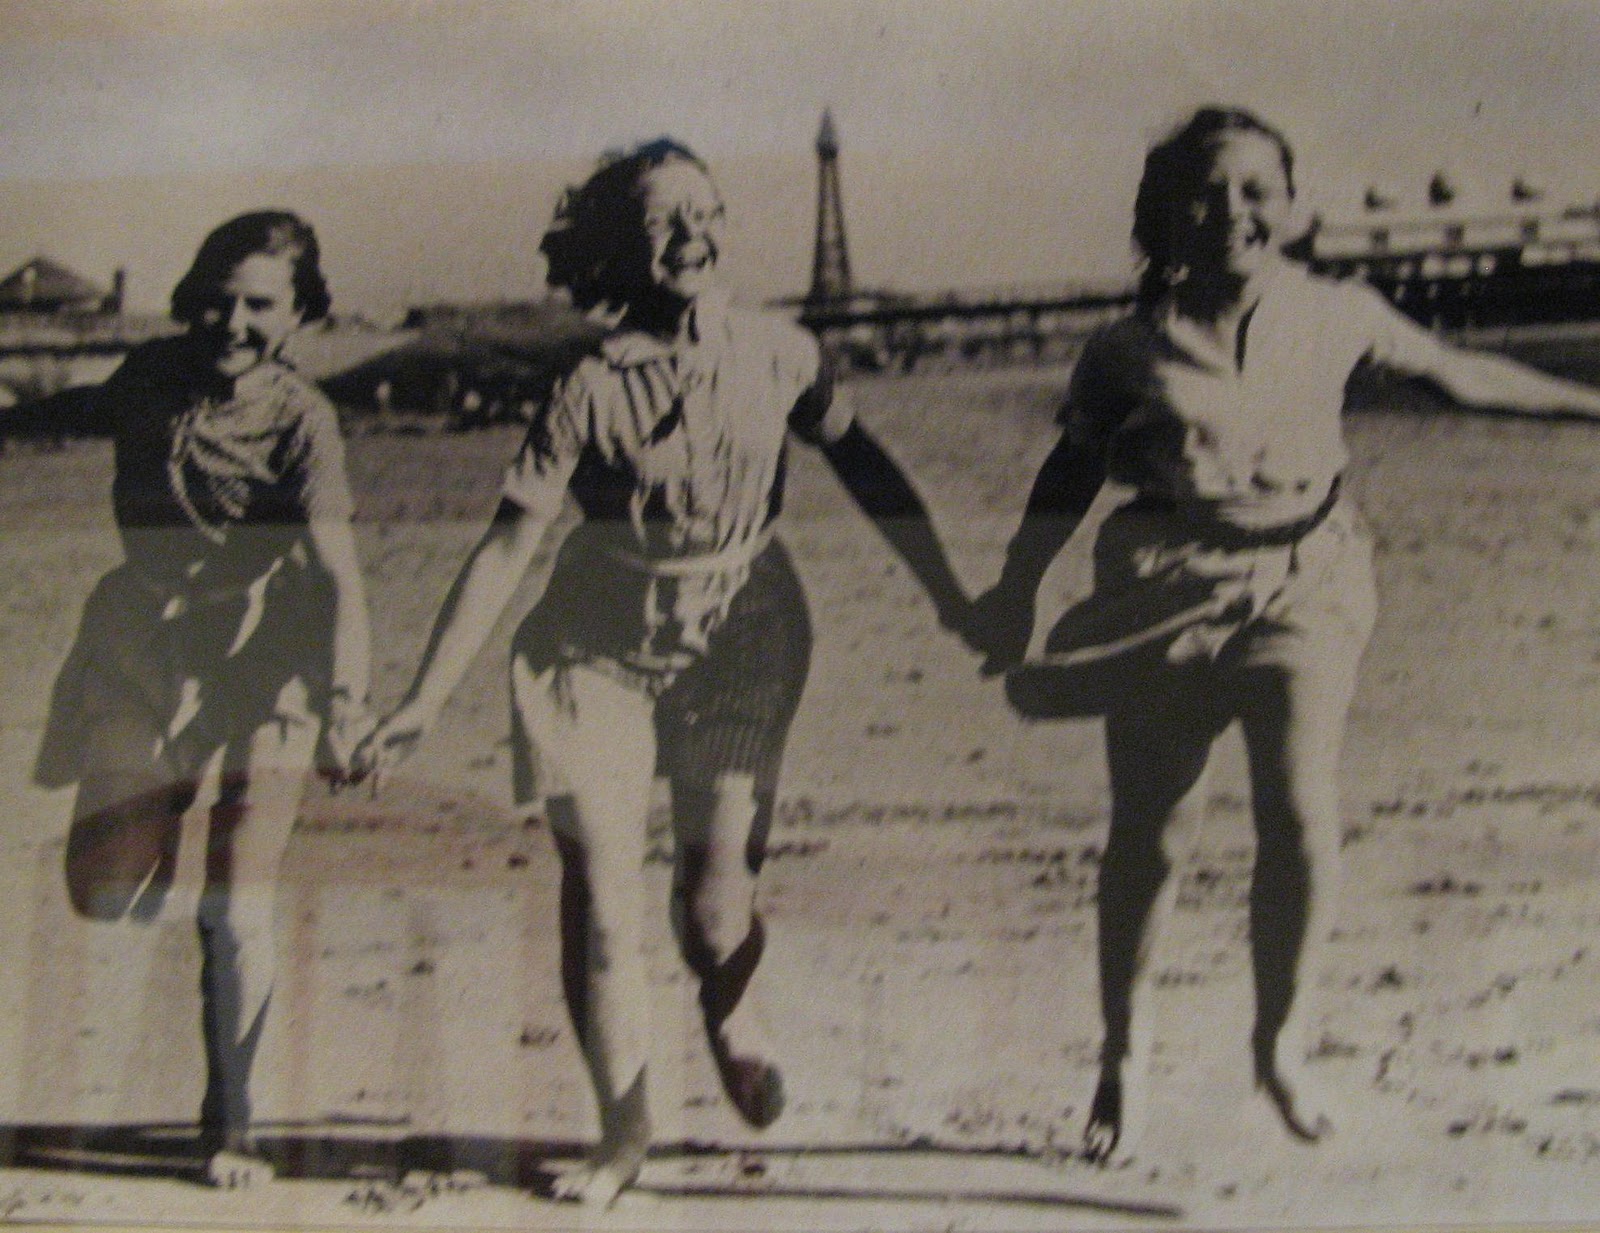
[
  {"x1": 697, "y1": 919, "x2": 785, "y2": 1129},
  {"x1": 707, "y1": 1026, "x2": 785, "y2": 1129}
]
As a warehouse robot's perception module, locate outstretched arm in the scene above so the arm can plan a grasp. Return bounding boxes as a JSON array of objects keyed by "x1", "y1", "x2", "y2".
[
  {"x1": 355, "y1": 497, "x2": 553, "y2": 788},
  {"x1": 967, "y1": 431, "x2": 1105, "y2": 674},
  {"x1": 818, "y1": 420, "x2": 971, "y2": 635},
  {"x1": 1372, "y1": 300, "x2": 1600, "y2": 419},
  {"x1": 1418, "y1": 345, "x2": 1600, "y2": 419}
]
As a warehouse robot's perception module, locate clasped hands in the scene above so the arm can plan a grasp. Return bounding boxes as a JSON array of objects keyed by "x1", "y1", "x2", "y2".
[
  {"x1": 333, "y1": 698, "x2": 437, "y2": 795},
  {"x1": 319, "y1": 692, "x2": 434, "y2": 796},
  {"x1": 326, "y1": 592, "x2": 1029, "y2": 798}
]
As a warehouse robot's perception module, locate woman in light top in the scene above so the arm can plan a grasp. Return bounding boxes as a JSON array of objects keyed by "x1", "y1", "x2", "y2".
[
  {"x1": 358, "y1": 139, "x2": 965, "y2": 1207},
  {"x1": 970, "y1": 106, "x2": 1600, "y2": 1164}
]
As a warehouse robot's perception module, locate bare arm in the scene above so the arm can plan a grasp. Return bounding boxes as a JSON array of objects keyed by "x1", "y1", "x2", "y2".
[
  {"x1": 818, "y1": 419, "x2": 970, "y2": 633},
  {"x1": 303, "y1": 513, "x2": 374, "y2": 775},
  {"x1": 1375, "y1": 305, "x2": 1600, "y2": 419},
  {"x1": 968, "y1": 431, "x2": 1106, "y2": 674},
  {"x1": 1417, "y1": 344, "x2": 1600, "y2": 419},
  {"x1": 355, "y1": 497, "x2": 554, "y2": 787},
  {"x1": 406, "y1": 498, "x2": 551, "y2": 714}
]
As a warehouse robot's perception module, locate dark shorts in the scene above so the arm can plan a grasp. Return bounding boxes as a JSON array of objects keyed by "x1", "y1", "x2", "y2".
[
  {"x1": 35, "y1": 561, "x2": 332, "y2": 790},
  {"x1": 652, "y1": 540, "x2": 813, "y2": 794},
  {"x1": 40, "y1": 561, "x2": 331, "y2": 919},
  {"x1": 510, "y1": 539, "x2": 813, "y2": 800}
]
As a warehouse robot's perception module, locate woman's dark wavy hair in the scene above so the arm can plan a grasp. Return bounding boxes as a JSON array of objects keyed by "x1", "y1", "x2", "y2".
[
  {"x1": 1131, "y1": 107, "x2": 1297, "y2": 309},
  {"x1": 540, "y1": 137, "x2": 714, "y2": 311},
  {"x1": 170, "y1": 210, "x2": 332, "y2": 326}
]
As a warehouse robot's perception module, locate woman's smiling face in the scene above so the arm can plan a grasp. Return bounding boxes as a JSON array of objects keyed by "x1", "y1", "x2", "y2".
[
  {"x1": 193, "y1": 252, "x2": 304, "y2": 379},
  {"x1": 1174, "y1": 130, "x2": 1295, "y2": 287},
  {"x1": 633, "y1": 158, "x2": 726, "y2": 304}
]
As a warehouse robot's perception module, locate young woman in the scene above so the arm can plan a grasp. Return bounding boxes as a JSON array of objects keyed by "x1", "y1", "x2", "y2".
[
  {"x1": 357, "y1": 139, "x2": 964, "y2": 1208},
  {"x1": 36, "y1": 211, "x2": 372, "y2": 1186},
  {"x1": 969, "y1": 107, "x2": 1600, "y2": 1165}
]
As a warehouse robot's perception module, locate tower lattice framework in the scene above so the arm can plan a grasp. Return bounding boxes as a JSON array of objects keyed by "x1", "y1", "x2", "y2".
[{"x1": 809, "y1": 110, "x2": 852, "y2": 304}]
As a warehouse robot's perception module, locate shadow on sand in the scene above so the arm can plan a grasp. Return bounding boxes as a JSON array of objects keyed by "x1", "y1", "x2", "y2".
[{"x1": 0, "y1": 1122, "x2": 1184, "y2": 1220}]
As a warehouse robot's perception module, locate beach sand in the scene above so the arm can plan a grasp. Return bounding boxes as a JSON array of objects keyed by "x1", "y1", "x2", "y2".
[{"x1": 1, "y1": 358, "x2": 1599, "y2": 1230}]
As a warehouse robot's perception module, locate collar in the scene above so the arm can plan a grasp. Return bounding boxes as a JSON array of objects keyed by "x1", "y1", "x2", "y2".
[
  {"x1": 600, "y1": 286, "x2": 733, "y2": 368},
  {"x1": 1158, "y1": 260, "x2": 1298, "y2": 368}
]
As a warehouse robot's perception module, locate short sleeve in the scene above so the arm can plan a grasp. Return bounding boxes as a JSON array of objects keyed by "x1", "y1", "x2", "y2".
[
  {"x1": 1056, "y1": 328, "x2": 1134, "y2": 458},
  {"x1": 285, "y1": 381, "x2": 356, "y2": 524},
  {"x1": 501, "y1": 366, "x2": 587, "y2": 517}
]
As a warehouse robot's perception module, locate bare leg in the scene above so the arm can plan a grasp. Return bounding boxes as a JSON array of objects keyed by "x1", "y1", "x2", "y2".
[
  {"x1": 198, "y1": 683, "x2": 318, "y2": 1187},
  {"x1": 64, "y1": 697, "x2": 198, "y2": 921},
  {"x1": 672, "y1": 774, "x2": 784, "y2": 1128},
  {"x1": 1238, "y1": 660, "x2": 1355, "y2": 1143},
  {"x1": 66, "y1": 779, "x2": 192, "y2": 923},
  {"x1": 520, "y1": 665, "x2": 656, "y2": 1208},
  {"x1": 547, "y1": 821, "x2": 653, "y2": 1208},
  {"x1": 62, "y1": 780, "x2": 194, "y2": 1150},
  {"x1": 1086, "y1": 682, "x2": 1225, "y2": 1165}
]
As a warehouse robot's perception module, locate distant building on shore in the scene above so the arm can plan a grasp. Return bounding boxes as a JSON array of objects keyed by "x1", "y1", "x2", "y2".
[
  {"x1": 1309, "y1": 188, "x2": 1600, "y2": 329},
  {"x1": 0, "y1": 257, "x2": 173, "y2": 417},
  {"x1": 315, "y1": 297, "x2": 599, "y2": 425},
  {"x1": 0, "y1": 257, "x2": 125, "y2": 316}
]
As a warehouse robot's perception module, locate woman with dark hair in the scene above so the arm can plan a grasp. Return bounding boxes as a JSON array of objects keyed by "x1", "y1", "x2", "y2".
[
  {"x1": 969, "y1": 106, "x2": 1600, "y2": 1165},
  {"x1": 36, "y1": 210, "x2": 372, "y2": 1186},
  {"x1": 359, "y1": 139, "x2": 964, "y2": 1207}
]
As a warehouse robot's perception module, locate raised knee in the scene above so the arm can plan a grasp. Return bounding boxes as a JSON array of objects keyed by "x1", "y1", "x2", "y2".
[
  {"x1": 712, "y1": 773, "x2": 758, "y2": 818},
  {"x1": 65, "y1": 873, "x2": 139, "y2": 922},
  {"x1": 65, "y1": 846, "x2": 157, "y2": 921},
  {"x1": 684, "y1": 855, "x2": 759, "y2": 959},
  {"x1": 674, "y1": 860, "x2": 759, "y2": 971}
]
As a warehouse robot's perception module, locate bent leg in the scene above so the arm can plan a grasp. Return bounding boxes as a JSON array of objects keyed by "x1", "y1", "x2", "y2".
[
  {"x1": 66, "y1": 777, "x2": 194, "y2": 922},
  {"x1": 671, "y1": 774, "x2": 784, "y2": 1128},
  {"x1": 198, "y1": 678, "x2": 319, "y2": 1186},
  {"x1": 64, "y1": 699, "x2": 199, "y2": 922},
  {"x1": 1087, "y1": 674, "x2": 1226, "y2": 1164},
  {"x1": 657, "y1": 542, "x2": 811, "y2": 1131},
  {"x1": 517, "y1": 662, "x2": 656, "y2": 1208}
]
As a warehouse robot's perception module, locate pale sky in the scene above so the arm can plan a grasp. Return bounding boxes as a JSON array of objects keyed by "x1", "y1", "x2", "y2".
[{"x1": 3, "y1": 0, "x2": 1599, "y2": 320}]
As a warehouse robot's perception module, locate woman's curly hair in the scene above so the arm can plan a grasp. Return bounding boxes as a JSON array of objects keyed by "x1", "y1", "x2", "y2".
[
  {"x1": 171, "y1": 210, "x2": 332, "y2": 326},
  {"x1": 540, "y1": 138, "x2": 713, "y2": 312},
  {"x1": 1131, "y1": 107, "x2": 1297, "y2": 309}
]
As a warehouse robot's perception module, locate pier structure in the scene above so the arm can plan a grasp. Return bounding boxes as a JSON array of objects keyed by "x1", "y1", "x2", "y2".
[
  {"x1": 1310, "y1": 203, "x2": 1600, "y2": 329},
  {"x1": 0, "y1": 258, "x2": 171, "y2": 411},
  {"x1": 794, "y1": 112, "x2": 1135, "y2": 371},
  {"x1": 794, "y1": 118, "x2": 1600, "y2": 370}
]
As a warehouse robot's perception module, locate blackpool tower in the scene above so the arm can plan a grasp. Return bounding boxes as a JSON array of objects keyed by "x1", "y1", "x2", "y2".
[{"x1": 808, "y1": 110, "x2": 852, "y2": 305}]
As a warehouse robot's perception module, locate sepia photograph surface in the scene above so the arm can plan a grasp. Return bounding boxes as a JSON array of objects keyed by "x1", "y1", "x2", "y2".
[{"x1": 3, "y1": 1, "x2": 1600, "y2": 1229}]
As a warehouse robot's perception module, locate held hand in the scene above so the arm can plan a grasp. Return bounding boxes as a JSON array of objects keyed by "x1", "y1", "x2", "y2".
[
  {"x1": 321, "y1": 703, "x2": 377, "y2": 790},
  {"x1": 932, "y1": 593, "x2": 980, "y2": 646},
  {"x1": 350, "y1": 700, "x2": 436, "y2": 796},
  {"x1": 961, "y1": 584, "x2": 1034, "y2": 676}
]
